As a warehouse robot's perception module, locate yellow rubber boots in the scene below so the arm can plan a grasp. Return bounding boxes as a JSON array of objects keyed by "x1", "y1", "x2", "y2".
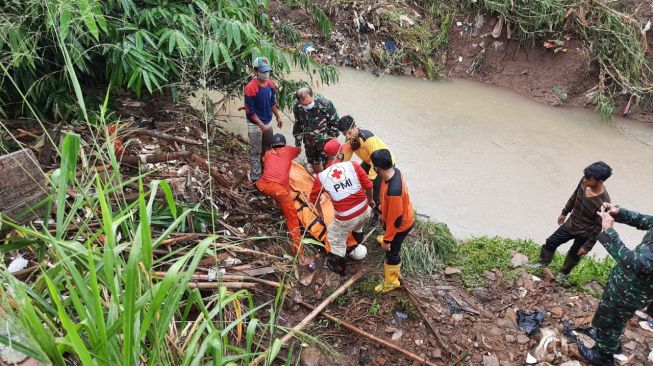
[{"x1": 375, "y1": 262, "x2": 401, "y2": 293}]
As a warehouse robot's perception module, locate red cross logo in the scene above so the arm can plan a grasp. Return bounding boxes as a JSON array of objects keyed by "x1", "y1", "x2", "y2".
[{"x1": 330, "y1": 167, "x2": 344, "y2": 182}]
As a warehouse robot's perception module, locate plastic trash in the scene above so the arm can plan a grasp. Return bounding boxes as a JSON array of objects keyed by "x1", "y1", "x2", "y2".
[
  {"x1": 517, "y1": 310, "x2": 545, "y2": 336},
  {"x1": 302, "y1": 44, "x2": 316, "y2": 54},
  {"x1": 7, "y1": 255, "x2": 29, "y2": 273},
  {"x1": 395, "y1": 311, "x2": 408, "y2": 319},
  {"x1": 526, "y1": 353, "x2": 537, "y2": 364},
  {"x1": 384, "y1": 39, "x2": 397, "y2": 53}
]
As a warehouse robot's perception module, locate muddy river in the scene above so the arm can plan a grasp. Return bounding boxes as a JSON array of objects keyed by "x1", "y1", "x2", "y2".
[{"x1": 224, "y1": 68, "x2": 653, "y2": 259}]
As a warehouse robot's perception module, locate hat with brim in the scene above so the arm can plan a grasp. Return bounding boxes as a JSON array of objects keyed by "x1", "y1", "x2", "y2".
[{"x1": 253, "y1": 56, "x2": 272, "y2": 72}]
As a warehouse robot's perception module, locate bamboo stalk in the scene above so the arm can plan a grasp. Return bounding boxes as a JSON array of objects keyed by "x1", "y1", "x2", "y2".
[
  {"x1": 160, "y1": 233, "x2": 198, "y2": 245},
  {"x1": 152, "y1": 272, "x2": 284, "y2": 289},
  {"x1": 187, "y1": 282, "x2": 256, "y2": 289},
  {"x1": 151, "y1": 244, "x2": 287, "y2": 262},
  {"x1": 119, "y1": 150, "x2": 193, "y2": 165},
  {"x1": 298, "y1": 300, "x2": 438, "y2": 366},
  {"x1": 75, "y1": 163, "x2": 112, "y2": 177},
  {"x1": 250, "y1": 270, "x2": 367, "y2": 366}
]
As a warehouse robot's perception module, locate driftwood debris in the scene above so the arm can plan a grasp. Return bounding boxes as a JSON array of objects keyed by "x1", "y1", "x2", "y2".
[{"x1": 0, "y1": 149, "x2": 48, "y2": 224}]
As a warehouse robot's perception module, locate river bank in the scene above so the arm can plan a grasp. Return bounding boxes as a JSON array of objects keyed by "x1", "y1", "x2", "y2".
[{"x1": 269, "y1": 0, "x2": 653, "y2": 123}]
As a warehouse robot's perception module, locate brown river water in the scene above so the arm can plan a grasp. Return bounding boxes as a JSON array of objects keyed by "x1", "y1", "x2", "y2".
[{"x1": 224, "y1": 68, "x2": 653, "y2": 259}]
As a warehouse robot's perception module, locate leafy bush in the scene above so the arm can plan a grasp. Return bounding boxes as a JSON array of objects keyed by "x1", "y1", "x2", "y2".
[{"x1": 0, "y1": 0, "x2": 337, "y2": 120}]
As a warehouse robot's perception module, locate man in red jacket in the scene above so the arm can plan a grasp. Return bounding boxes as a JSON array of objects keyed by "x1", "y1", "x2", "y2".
[
  {"x1": 257, "y1": 134, "x2": 310, "y2": 265},
  {"x1": 310, "y1": 141, "x2": 374, "y2": 276}
]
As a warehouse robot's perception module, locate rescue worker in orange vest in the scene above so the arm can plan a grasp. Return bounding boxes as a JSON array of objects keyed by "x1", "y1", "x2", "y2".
[
  {"x1": 310, "y1": 139, "x2": 373, "y2": 275},
  {"x1": 257, "y1": 134, "x2": 311, "y2": 266},
  {"x1": 338, "y1": 116, "x2": 396, "y2": 227},
  {"x1": 371, "y1": 149, "x2": 415, "y2": 293}
]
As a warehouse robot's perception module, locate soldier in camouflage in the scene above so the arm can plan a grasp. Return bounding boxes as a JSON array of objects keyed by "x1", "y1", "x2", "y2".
[
  {"x1": 579, "y1": 203, "x2": 653, "y2": 365},
  {"x1": 292, "y1": 87, "x2": 339, "y2": 174}
]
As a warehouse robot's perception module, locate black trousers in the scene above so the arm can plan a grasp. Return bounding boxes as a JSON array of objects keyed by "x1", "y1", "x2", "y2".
[
  {"x1": 386, "y1": 225, "x2": 414, "y2": 265},
  {"x1": 543, "y1": 225, "x2": 588, "y2": 264}
]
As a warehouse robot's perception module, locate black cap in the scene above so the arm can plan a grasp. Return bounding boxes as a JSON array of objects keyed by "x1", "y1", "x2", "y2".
[
  {"x1": 371, "y1": 149, "x2": 393, "y2": 170},
  {"x1": 338, "y1": 115, "x2": 355, "y2": 132},
  {"x1": 271, "y1": 134, "x2": 286, "y2": 147}
]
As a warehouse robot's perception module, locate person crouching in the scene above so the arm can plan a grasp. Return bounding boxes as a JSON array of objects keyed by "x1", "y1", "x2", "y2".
[
  {"x1": 256, "y1": 134, "x2": 311, "y2": 266},
  {"x1": 310, "y1": 139, "x2": 374, "y2": 276}
]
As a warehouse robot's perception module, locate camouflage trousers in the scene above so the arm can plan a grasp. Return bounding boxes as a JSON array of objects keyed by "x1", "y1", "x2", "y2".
[{"x1": 592, "y1": 268, "x2": 653, "y2": 355}]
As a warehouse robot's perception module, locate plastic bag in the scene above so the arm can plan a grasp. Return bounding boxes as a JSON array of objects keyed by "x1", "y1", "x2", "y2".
[{"x1": 517, "y1": 310, "x2": 545, "y2": 336}]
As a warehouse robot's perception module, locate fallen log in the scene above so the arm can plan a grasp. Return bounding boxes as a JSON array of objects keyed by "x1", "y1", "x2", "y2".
[
  {"x1": 132, "y1": 129, "x2": 203, "y2": 146},
  {"x1": 119, "y1": 150, "x2": 193, "y2": 165},
  {"x1": 250, "y1": 270, "x2": 366, "y2": 366},
  {"x1": 298, "y1": 300, "x2": 438, "y2": 366}
]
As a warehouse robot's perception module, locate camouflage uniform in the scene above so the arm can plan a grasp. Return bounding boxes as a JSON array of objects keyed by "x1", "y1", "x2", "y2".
[
  {"x1": 292, "y1": 96, "x2": 339, "y2": 165},
  {"x1": 592, "y1": 208, "x2": 653, "y2": 356}
]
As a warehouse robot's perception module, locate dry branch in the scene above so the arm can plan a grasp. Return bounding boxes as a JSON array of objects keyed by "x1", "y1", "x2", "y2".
[
  {"x1": 299, "y1": 300, "x2": 438, "y2": 366},
  {"x1": 250, "y1": 270, "x2": 367, "y2": 366}
]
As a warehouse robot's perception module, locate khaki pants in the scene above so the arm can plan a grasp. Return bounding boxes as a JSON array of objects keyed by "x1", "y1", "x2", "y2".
[{"x1": 327, "y1": 207, "x2": 371, "y2": 258}]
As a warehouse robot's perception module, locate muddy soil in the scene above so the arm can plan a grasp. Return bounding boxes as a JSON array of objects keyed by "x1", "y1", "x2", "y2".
[{"x1": 269, "y1": 0, "x2": 653, "y2": 123}]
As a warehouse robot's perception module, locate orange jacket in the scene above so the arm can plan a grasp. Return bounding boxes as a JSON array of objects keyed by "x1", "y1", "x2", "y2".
[{"x1": 379, "y1": 168, "x2": 414, "y2": 242}]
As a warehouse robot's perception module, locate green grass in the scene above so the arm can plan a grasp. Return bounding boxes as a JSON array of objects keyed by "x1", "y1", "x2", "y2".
[
  {"x1": 401, "y1": 218, "x2": 456, "y2": 275},
  {"x1": 368, "y1": 298, "x2": 381, "y2": 316},
  {"x1": 448, "y1": 236, "x2": 615, "y2": 292},
  {"x1": 0, "y1": 132, "x2": 278, "y2": 365},
  {"x1": 394, "y1": 295, "x2": 416, "y2": 317}
]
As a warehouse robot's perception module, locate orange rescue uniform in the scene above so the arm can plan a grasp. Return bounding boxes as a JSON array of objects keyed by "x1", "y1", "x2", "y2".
[
  {"x1": 256, "y1": 146, "x2": 302, "y2": 254},
  {"x1": 379, "y1": 168, "x2": 414, "y2": 264}
]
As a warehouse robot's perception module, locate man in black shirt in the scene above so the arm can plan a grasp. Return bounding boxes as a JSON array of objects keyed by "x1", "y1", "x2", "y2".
[{"x1": 530, "y1": 162, "x2": 612, "y2": 282}]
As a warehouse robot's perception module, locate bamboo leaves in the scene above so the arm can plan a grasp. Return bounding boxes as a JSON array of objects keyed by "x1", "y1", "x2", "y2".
[{"x1": 1, "y1": 0, "x2": 338, "y2": 120}]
